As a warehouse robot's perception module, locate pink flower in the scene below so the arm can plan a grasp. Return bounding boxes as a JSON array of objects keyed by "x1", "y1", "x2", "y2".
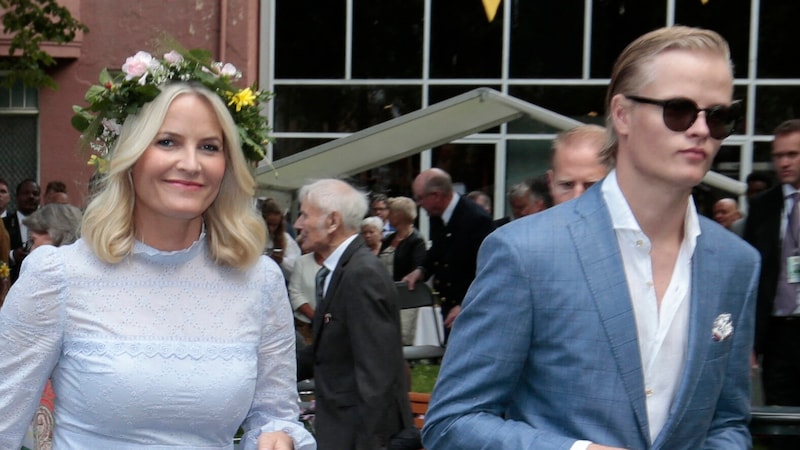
[
  {"x1": 122, "y1": 51, "x2": 155, "y2": 80},
  {"x1": 163, "y1": 50, "x2": 184, "y2": 66}
]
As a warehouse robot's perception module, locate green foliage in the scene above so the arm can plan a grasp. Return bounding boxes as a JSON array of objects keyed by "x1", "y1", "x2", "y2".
[
  {"x1": 410, "y1": 362, "x2": 440, "y2": 393},
  {"x1": 0, "y1": 0, "x2": 89, "y2": 89},
  {"x1": 72, "y1": 47, "x2": 272, "y2": 165}
]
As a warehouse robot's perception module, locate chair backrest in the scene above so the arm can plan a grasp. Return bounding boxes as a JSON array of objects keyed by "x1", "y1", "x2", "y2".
[{"x1": 395, "y1": 281, "x2": 437, "y2": 309}]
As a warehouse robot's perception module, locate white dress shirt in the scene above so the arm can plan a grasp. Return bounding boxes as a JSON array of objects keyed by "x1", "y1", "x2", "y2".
[
  {"x1": 320, "y1": 234, "x2": 359, "y2": 297},
  {"x1": 603, "y1": 170, "x2": 697, "y2": 442}
]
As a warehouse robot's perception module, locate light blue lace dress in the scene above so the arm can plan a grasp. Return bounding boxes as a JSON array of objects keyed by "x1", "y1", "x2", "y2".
[{"x1": 0, "y1": 236, "x2": 316, "y2": 450}]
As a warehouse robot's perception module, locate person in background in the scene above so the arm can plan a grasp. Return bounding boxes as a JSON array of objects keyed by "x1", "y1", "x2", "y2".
[
  {"x1": 287, "y1": 249, "x2": 323, "y2": 346},
  {"x1": 370, "y1": 193, "x2": 395, "y2": 237},
  {"x1": 745, "y1": 171, "x2": 774, "y2": 200},
  {"x1": 493, "y1": 178, "x2": 549, "y2": 228},
  {"x1": 712, "y1": 197, "x2": 742, "y2": 231},
  {"x1": 466, "y1": 190, "x2": 492, "y2": 214},
  {"x1": 361, "y1": 216, "x2": 384, "y2": 256},
  {"x1": 3, "y1": 178, "x2": 40, "y2": 283},
  {"x1": 745, "y1": 119, "x2": 800, "y2": 417},
  {"x1": 18, "y1": 203, "x2": 83, "y2": 450},
  {"x1": 260, "y1": 197, "x2": 301, "y2": 283},
  {"x1": 402, "y1": 168, "x2": 494, "y2": 339},
  {"x1": 42, "y1": 181, "x2": 69, "y2": 205},
  {"x1": 380, "y1": 196, "x2": 427, "y2": 346},
  {"x1": 0, "y1": 178, "x2": 11, "y2": 218},
  {"x1": 0, "y1": 68, "x2": 313, "y2": 448},
  {"x1": 295, "y1": 178, "x2": 414, "y2": 449},
  {"x1": 423, "y1": 26, "x2": 756, "y2": 450},
  {"x1": 547, "y1": 124, "x2": 609, "y2": 206}
]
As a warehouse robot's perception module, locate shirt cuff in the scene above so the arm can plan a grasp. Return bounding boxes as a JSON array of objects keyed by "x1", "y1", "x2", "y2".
[{"x1": 570, "y1": 440, "x2": 592, "y2": 450}]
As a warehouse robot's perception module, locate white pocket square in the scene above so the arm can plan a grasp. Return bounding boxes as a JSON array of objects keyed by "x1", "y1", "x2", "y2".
[{"x1": 711, "y1": 313, "x2": 733, "y2": 342}]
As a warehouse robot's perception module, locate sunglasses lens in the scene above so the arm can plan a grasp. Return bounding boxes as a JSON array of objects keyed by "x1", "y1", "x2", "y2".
[
  {"x1": 662, "y1": 99, "x2": 739, "y2": 139},
  {"x1": 706, "y1": 104, "x2": 739, "y2": 139},
  {"x1": 662, "y1": 99, "x2": 699, "y2": 133}
]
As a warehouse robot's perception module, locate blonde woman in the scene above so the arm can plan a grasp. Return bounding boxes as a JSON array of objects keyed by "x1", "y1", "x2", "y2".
[
  {"x1": 379, "y1": 196, "x2": 427, "y2": 345},
  {"x1": 0, "y1": 81, "x2": 313, "y2": 450}
]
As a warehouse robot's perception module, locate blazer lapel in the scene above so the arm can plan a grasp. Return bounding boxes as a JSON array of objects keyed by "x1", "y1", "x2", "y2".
[
  {"x1": 311, "y1": 236, "x2": 363, "y2": 350},
  {"x1": 569, "y1": 188, "x2": 650, "y2": 443}
]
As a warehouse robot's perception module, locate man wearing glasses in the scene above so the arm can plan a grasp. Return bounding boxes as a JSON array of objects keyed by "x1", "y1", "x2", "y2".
[
  {"x1": 402, "y1": 168, "x2": 493, "y2": 338},
  {"x1": 423, "y1": 26, "x2": 758, "y2": 450}
]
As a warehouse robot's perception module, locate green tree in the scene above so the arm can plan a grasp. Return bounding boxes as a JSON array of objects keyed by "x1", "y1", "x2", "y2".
[{"x1": 0, "y1": 0, "x2": 88, "y2": 89}]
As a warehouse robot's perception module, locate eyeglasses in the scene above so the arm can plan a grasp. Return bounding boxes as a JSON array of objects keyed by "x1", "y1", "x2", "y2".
[{"x1": 625, "y1": 95, "x2": 741, "y2": 140}]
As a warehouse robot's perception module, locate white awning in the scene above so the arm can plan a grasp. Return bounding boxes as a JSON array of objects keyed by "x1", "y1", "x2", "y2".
[{"x1": 255, "y1": 87, "x2": 745, "y2": 194}]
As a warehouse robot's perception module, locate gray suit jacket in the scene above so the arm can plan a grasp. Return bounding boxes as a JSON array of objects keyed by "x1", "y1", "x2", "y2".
[{"x1": 422, "y1": 184, "x2": 759, "y2": 450}]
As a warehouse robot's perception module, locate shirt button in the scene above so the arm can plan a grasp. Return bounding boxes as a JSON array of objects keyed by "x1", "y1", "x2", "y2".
[
  {"x1": 646, "y1": 389, "x2": 654, "y2": 397},
  {"x1": 646, "y1": 281, "x2": 654, "y2": 288},
  {"x1": 636, "y1": 240, "x2": 644, "y2": 248}
]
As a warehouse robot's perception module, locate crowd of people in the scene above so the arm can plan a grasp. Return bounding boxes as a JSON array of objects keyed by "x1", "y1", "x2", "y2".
[{"x1": 0, "y1": 23, "x2": 796, "y2": 450}]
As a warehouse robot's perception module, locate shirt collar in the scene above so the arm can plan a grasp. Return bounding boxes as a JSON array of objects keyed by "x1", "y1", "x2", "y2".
[
  {"x1": 323, "y1": 233, "x2": 359, "y2": 272},
  {"x1": 601, "y1": 169, "x2": 700, "y2": 245},
  {"x1": 441, "y1": 192, "x2": 460, "y2": 225}
]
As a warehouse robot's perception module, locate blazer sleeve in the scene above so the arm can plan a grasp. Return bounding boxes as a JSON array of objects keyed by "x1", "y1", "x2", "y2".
[{"x1": 421, "y1": 231, "x2": 585, "y2": 450}]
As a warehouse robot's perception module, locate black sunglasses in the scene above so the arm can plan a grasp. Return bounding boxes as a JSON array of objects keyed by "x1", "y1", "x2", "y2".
[{"x1": 625, "y1": 95, "x2": 741, "y2": 140}]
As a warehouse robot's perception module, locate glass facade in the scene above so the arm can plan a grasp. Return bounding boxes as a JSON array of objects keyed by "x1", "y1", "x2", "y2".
[{"x1": 263, "y1": 0, "x2": 800, "y2": 216}]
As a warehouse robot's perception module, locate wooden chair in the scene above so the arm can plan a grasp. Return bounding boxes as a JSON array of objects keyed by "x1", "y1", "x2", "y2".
[{"x1": 394, "y1": 282, "x2": 446, "y2": 362}]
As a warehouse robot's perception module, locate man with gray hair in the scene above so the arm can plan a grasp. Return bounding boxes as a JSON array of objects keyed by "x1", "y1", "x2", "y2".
[{"x1": 294, "y1": 178, "x2": 415, "y2": 450}]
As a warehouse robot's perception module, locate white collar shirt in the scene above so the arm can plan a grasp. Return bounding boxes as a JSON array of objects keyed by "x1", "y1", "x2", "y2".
[
  {"x1": 441, "y1": 193, "x2": 460, "y2": 226},
  {"x1": 320, "y1": 234, "x2": 358, "y2": 297},
  {"x1": 602, "y1": 170, "x2": 698, "y2": 443}
]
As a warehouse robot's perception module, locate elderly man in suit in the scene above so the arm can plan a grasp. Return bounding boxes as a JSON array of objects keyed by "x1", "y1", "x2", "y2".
[
  {"x1": 294, "y1": 178, "x2": 413, "y2": 450},
  {"x1": 402, "y1": 168, "x2": 494, "y2": 335},
  {"x1": 422, "y1": 26, "x2": 757, "y2": 450}
]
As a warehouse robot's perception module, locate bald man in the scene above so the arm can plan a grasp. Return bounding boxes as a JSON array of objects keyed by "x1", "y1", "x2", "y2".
[
  {"x1": 547, "y1": 124, "x2": 609, "y2": 205},
  {"x1": 713, "y1": 198, "x2": 742, "y2": 230},
  {"x1": 403, "y1": 168, "x2": 494, "y2": 335}
]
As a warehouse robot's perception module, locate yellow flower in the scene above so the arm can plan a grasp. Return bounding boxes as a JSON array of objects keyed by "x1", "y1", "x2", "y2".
[
  {"x1": 0, "y1": 263, "x2": 9, "y2": 279},
  {"x1": 88, "y1": 155, "x2": 109, "y2": 174},
  {"x1": 228, "y1": 88, "x2": 257, "y2": 112}
]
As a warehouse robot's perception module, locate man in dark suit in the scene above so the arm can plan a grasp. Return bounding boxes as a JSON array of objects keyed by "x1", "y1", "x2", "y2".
[
  {"x1": 744, "y1": 118, "x2": 800, "y2": 409},
  {"x1": 3, "y1": 179, "x2": 40, "y2": 283},
  {"x1": 402, "y1": 168, "x2": 494, "y2": 335},
  {"x1": 294, "y1": 178, "x2": 414, "y2": 450}
]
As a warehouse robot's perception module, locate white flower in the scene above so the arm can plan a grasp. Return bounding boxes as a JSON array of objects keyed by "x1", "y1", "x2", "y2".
[
  {"x1": 711, "y1": 313, "x2": 733, "y2": 342},
  {"x1": 101, "y1": 118, "x2": 121, "y2": 136},
  {"x1": 219, "y1": 62, "x2": 239, "y2": 78},
  {"x1": 163, "y1": 50, "x2": 184, "y2": 66}
]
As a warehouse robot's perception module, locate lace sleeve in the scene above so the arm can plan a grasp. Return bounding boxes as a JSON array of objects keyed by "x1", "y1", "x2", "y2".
[
  {"x1": 0, "y1": 246, "x2": 64, "y2": 448},
  {"x1": 240, "y1": 259, "x2": 316, "y2": 450}
]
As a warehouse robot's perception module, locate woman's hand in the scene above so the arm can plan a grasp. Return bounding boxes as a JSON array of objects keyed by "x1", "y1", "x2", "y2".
[{"x1": 257, "y1": 431, "x2": 294, "y2": 450}]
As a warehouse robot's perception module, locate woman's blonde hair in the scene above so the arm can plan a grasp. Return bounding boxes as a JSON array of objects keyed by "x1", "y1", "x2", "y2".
[
  {"x1": 81, "y1": 82, "x2": 266, "y2": 269},
  {"x1": 387, "y1": 196, "x2": 417, "y2": 222}
]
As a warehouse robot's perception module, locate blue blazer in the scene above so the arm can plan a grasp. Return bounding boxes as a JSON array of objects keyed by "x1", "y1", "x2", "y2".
[{"x1": 422, "y1": 185, "x2": 759, "y2": 450}]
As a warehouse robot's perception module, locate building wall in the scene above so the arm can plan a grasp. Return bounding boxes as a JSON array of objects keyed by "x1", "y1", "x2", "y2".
[{"x1": 35, "y1": 0, "x2": 260, "y2": 206}]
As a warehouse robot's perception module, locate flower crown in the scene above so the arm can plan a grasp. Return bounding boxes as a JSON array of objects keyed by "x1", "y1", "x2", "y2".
[{"x1": 72, "y1": 48, "x2": 272, "y2": 171}]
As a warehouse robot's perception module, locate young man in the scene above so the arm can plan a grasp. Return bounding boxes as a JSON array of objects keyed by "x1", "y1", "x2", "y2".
[{"x1": 423, "y1": 26, "x2": 757, "y2": 450}]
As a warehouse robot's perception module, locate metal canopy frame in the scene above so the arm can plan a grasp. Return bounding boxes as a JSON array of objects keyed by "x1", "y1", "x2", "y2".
[{"x1": 255, "y1": 87, "x2": 745, "y2": 194}]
